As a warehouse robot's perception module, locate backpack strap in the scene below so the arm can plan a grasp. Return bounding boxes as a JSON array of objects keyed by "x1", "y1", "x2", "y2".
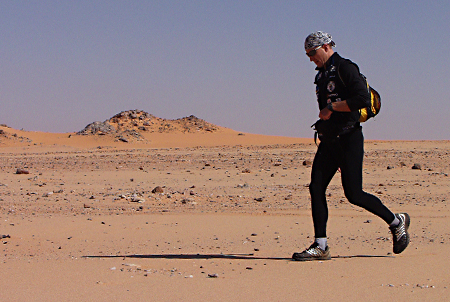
[
  {"x1": 311, "y1": 121, "x2": 319, "y2": 147},
  {"x1": 336, "y1": 59, "x2": 362, "y2": 88}
]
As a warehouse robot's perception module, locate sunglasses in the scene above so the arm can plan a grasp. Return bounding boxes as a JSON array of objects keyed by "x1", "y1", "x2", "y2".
[{"x1": 306, "y1": 45, "x2": 323, "y2": 57}]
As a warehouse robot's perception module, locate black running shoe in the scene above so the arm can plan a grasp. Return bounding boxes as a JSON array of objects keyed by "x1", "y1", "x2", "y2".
[
  {"x1": 292, "y1": 242, "x2": 331, "y2": 261},
  {"x1": 389, "y1": 213, "x2": 410, "y2": 254}
]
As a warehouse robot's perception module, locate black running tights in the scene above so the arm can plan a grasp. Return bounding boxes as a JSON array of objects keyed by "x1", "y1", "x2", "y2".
[{"x1": 309, "y1": 128, "x2": 395, "y2": 238}]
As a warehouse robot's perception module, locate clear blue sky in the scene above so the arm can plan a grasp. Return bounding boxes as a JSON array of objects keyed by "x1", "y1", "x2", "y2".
[{"x1": 1, "y1": 1, "x2": 449, "y2": 140}]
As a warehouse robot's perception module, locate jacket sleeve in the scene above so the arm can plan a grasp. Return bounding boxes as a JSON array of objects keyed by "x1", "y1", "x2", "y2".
[{"x1": 338, "y1": 61, "x2": 370, "y2": 111}]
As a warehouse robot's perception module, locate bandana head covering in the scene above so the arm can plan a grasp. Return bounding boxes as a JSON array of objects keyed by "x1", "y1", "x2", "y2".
[{"x1": 304, "y1": 31, "x2": 336, "y2": 50}]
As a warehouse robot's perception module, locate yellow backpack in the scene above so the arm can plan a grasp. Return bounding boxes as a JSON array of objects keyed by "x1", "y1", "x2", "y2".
[
  {"x1": 338, "y1": 62, "x2": 381, "y2": 122},
  {"x1": 359, "y1": 76, "x2": 381, "y2": 122}
]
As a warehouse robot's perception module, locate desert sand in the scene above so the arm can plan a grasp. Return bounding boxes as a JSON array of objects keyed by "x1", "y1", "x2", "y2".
[{"x1": 0, "y1": 115, "x2": 449, "y2": 301}]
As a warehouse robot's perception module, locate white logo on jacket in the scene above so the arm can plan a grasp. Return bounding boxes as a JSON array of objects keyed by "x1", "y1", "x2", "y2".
[{"x1": 327, "y1": 81, "x2": 335, "y2": 92}]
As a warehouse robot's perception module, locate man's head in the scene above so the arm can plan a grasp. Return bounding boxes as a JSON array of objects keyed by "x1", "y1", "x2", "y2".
[{"x1": 305, "y1": 31, "x2": 335, "y2": 68}]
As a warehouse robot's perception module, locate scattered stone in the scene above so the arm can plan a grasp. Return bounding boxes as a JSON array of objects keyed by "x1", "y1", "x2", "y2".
[
  {"x1": 181, "y1": 198, "x2": 196, "y2": 205},
  {"x1": 242, "y1": 168, "x2": 251, "y2": 173},
  {"x1": 303, "y1": 160, "x2": 312, "y2": 166},
  {"x1": 16, "y1": 168, "x2": 29, "y2": 174},
  {"x1": 152, "y1": 186, "x2": 164, "y2": 193},
  {"x1": 130, "y1": 194, "x2": 145, "y2": 203},
  {"x1": 122, "y1": 263, "x2": 141, "y2": 269},
  {"x1": 412, "y1": 163, "x2": 422, "y2": 170},
  {"x1": 207, "y1": 273, "x2": 218, "y2": 278}
]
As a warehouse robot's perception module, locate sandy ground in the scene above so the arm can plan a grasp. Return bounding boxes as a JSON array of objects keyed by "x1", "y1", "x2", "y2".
[{"x1": 0, "y1": 127, "x2": 449, "y2": 301}]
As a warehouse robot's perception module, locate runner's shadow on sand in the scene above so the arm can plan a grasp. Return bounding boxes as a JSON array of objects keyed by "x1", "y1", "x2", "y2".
[
  {"x1": 83, "y1": 253, "x2": 290, "y2": 261},
  {"x1": 332, "y1": 255, "x2": 395, "y2": 259},
  {"x1": 82, "y1": 253, "x2": 394, "y2": 261}
]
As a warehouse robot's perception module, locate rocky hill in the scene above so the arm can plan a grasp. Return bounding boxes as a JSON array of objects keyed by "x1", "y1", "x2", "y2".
[
  {"x1": 77, "y1": 110, "x2": 222, "y2": 142},
  {"x1": 0, "y1": 126, "x2": 32, "y2": 144}
]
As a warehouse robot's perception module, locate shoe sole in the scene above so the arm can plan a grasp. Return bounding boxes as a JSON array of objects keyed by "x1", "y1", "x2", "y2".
[
  {"x1": 292, "y1": 256, "x2": 331, "y2": 261},
  {"x1": 292, "y1": 253, "x2": 331, "y2": 261}
]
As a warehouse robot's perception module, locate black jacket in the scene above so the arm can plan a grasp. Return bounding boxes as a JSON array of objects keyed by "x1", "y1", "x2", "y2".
[{"x1": 314, "y1": 52, "x2": 371, "y2": 135}]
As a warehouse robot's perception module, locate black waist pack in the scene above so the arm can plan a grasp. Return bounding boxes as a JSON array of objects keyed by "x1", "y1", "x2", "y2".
[
  {"x1": 312, "y1": 119, "x2": 339, "y2": 140},
  {"x1": 311, "y1": 119, "x2": 356, "y2": 144}
]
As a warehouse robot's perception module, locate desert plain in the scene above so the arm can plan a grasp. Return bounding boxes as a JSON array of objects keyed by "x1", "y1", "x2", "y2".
[{"x1": 0, "y1": 112, "x2": 449, "y2": 301}]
